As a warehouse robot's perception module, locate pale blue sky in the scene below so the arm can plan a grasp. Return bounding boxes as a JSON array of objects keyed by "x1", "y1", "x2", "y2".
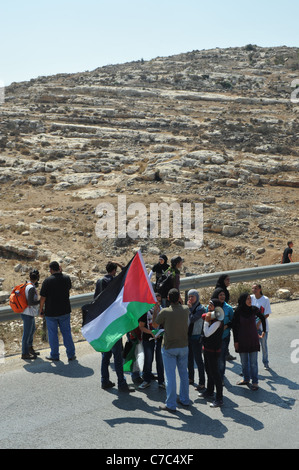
[{"x1": 1, "y1": 0, "x2": 298, "y2": 85}]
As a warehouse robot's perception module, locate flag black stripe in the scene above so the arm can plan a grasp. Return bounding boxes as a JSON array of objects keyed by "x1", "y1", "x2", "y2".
[{"x1": 81, "y1": 256, "x2": 134, "y2": 326}]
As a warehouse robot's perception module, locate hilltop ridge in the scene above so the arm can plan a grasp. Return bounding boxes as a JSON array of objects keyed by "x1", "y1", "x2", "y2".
[{"x1": 0, "y1": 45, "x2": 298, "y2": 298}]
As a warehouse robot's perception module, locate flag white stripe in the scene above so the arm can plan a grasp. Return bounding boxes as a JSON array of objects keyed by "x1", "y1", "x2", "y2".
[{"x1": 82, "y1": 287, "x2": 129, "y2": 343}]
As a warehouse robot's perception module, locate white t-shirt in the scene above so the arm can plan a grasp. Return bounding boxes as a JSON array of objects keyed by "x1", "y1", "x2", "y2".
[
  {"x1": 22, "y1": 283, "x2": 39, "y2": 317},
  {"x1": 250, "y1": 294, "x2": 271, "y2": 332}
]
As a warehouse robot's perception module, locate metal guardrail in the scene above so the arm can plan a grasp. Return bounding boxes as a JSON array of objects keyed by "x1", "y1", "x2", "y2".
[
  {"x1": 1, "y1": 262, "x2": 299, "y2": 323},
  {"x1": 179, "y1": 262, "x2": 299, "y2": 289}
]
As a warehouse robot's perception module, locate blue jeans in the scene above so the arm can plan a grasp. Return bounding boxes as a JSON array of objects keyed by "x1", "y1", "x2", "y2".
[
  {"x1": 162, "y1": 346, "x2": 189, "y2": 410},
  {"x1": 259, "y1": 330, "x2": 269, "y2": 367},
  {"x1": 239, "y1": 351, "x2": 258, "y2": 384},
  {"x1": 188, "y1": 336, "x2": 205, "y2": 386},
  {"x1": 21, "y1": 314, "x2": 36, "y2": 355},
  {"x1": 45, "y1": 314, "x2": 75, "y2": 360},
  {"x1": 142, "y1": 339, "x2": 164, "y2": 384},
  {"x1": 101, "y1": 339, "x2": 126, "y2": 388}
]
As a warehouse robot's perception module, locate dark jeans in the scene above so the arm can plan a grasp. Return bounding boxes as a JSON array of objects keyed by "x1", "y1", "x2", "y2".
[
  {"x1": 101, "y1": 339, "x2": 126, "y2": 388},
  {"x1": 218, "y1": 335, "x2": 230, "y2": 381},
  {"x1": 204, "y1": 350, "x2": 223, "y2": 401},
  {"x1": 21, "y1": 314, "x2": 36, "y2": 355},
  {"x1": 142, "y1": 339, "x2": 164, "y2": 384},
  {"x1": 188, "y1": 336, "x2": 205, "y2": 386}
]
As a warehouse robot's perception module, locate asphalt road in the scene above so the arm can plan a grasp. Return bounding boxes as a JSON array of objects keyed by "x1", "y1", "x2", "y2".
[{"x1": 0, "y1": 300, "x2": 298, "y2": 450}]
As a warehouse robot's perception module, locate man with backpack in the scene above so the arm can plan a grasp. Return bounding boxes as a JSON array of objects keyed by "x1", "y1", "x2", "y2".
[{"x1": 20, "y1": 270, "x2": 40, "y2": 360}]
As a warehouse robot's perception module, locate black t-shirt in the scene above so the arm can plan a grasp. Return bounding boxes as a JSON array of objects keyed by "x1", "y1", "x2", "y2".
[
  {"x1": 94, "y1": 274, "x2": 114, "y2": 298},
  {"x1": 152, "y1": 262, "x2": 169, "y2": 279},
  {"x1": 139, "y1": 311, "x2": 153, "y2": 341},
  {"x1": 282, "y1": 247, "x2": 292, "y2": 263},
  {"x1": 139, "y1": 309, "x2": 163, "y2": 342},
  {"x1": 40, "y1": 273, "x2": 72, "y2": 316}
]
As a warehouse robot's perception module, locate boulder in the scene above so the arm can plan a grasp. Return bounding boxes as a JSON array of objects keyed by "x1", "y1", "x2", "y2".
[
  {"x1": 0, "y1": 239, "x2": 37, "y2": 260},
  {"x1": 0, "y1": 291, "x2": 9, "y2": 303},
  {"x1": 222, "y1": 225, "x2": 243, "y2": 237},
  {"x1": 226, "y1": 178, "x2": 239, "y2": 187},
  {"x1": 277, "y1": 288, "x2": 291, "y2": 299}
]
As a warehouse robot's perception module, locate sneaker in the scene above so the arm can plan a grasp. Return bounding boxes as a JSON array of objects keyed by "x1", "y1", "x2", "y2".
[
  {"x1": 139, "y1": 381, "x2": 151, "y2": 389},
  {"x1": 196, "y1": 384, "x2": 205, "y2": 391},
  {"x1": 118, "y1": 383, "x2": 135, "y2": 393},
  {"x1": 198, "y1": 391, "x2": 213, "y2": 399},
  {"x1": 45, "y1": 356, "x2": 59, "y2": 361},
  {"x1": 132, "y1": 376, "x2": 143, "y2": 385},
  {"x1": 177, "y1": 399, "x2": 190, "y2": 407},
  {"x1": 159, "y1": 405, "x2": 176, "y2": 413},
  {"x1": 210, "y1": 400, "x2": 223, "y2": 408},
  {"x1": 29, "y1": 347, "x2": 40, "y2": 356},
  {"x1": 101, "y1": 380, "x2": 115, "y2": 390},
  {"x1": 158, "y1": 382, "x2": 166, "y2": 389},
  {"x1": 21, "y1": 353, "x2": 36, "y2": 360},
  {"x1": 68, "y1": 355, "x2": 77, "y2": 362}
]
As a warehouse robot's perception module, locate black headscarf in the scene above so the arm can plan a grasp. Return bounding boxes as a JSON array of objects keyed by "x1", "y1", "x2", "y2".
[
  {"x1": 209, "y1": 298, "x2": 223, "y2": 308},
  {"x1": 235, "y1": 292, "x2": 257, "y2": 317},
  {"x1": 215, "y1": 274, "x2": 230, "y2": 302},
  {"x1": 210, "y1": 287, "x2": 225, "y2": 306}
]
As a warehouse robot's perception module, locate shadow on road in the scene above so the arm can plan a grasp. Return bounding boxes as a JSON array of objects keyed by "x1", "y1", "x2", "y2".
[{"x1": 22, "y1": 357, "x2": 94, "y2": 378}]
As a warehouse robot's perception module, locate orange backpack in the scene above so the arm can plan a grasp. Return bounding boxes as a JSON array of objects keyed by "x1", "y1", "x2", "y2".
[{"x1": 9, "y1": 282, "x2": 29, "y2": 313}]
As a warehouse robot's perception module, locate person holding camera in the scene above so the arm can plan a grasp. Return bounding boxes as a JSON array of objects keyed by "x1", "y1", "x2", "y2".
[
  {"x1": 187, "y1": 289, "x2": 205, "y2": 391},
  {"x1": 21, "y1": 270, "x2": 40, "y2": 360}
]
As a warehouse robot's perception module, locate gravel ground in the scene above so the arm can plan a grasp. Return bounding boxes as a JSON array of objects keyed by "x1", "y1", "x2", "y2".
[{"x1": 1, "y1": 296, "x2": 298, "y2": 359}]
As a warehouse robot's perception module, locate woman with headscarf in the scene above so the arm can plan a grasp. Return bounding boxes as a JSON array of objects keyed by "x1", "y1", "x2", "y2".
[
  {"x1": 232, "y1": 292, "x2": 266, "y2": 391},
  {"x1": 212, "y1": 275, "x2": 235, "y2": 361},
  {"x1": 213, "y1": 274, "x2": 230, "y2": 303},
  {"x1": 150, "y1": 254, "x2": 169, "y2": 286},
  {"x1": 212, "y1": 288, "x2": 234, "y2": 383},
  {"x1": 199, "y1": 298, "x2": 224, "y2": 408},
  {"x1": 187, "y1": 289, "x2": 205, "y2": 390}
]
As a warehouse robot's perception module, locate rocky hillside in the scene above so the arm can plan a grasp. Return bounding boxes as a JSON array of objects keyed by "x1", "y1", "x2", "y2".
[{"x1": 0, "y1": 45, "x2": 298, "y2": 300}]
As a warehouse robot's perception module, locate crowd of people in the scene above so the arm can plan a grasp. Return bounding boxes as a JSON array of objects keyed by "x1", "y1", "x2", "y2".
[
  {"x1": 18, "y1": 252, "x2": 273, "y2": 411},
  {"x1": 145, "y1": 255, "x2": 270, "y2": 411}
]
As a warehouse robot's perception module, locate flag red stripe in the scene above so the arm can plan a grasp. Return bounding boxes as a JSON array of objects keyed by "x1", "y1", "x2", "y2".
[{"x1": 123, "y1": 252, "x2": 155, "y2": 304}]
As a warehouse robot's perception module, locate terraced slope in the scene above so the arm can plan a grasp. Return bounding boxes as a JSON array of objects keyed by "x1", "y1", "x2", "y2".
[{"x1": 0, "y1": 45, "x2": 298, "y2": 296}]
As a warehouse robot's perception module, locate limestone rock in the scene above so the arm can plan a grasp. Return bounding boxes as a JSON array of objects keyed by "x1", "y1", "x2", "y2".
[
  {"x1": 222, "y1": 225, "x2": 244, "y2": 237},
  {"x1": 277, "y1": 288, "x2": 291, "y2": 299}
]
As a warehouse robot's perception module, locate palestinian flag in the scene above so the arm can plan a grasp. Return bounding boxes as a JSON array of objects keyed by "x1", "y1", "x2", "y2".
[{"x1": 81, "y1": 250, "x2": 156, "y2": 352}]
